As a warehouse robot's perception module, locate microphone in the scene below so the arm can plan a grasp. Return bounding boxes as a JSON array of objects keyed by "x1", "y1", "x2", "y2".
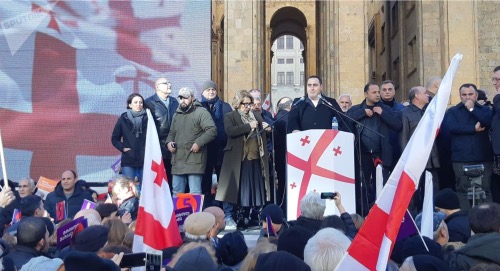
[
  {"x1": 319, "y1": 96, "x2": 334, "y2": 107},
  {"x1": 292, "y1": 96, "x2": 305, "y2": 107}
]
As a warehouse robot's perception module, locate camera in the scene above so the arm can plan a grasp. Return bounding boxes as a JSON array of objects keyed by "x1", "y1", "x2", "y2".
[
  {"x1": 320, "y1": 192, "x2": 337, "y2": 199},
  {"x1": 462, "y1": 164, "x2": 484, "y2": 178}
]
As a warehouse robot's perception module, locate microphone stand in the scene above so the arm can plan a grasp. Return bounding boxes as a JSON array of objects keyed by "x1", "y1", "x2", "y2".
[{"x1": 249, "y1": 99, "x2": 303, "y2": 138}]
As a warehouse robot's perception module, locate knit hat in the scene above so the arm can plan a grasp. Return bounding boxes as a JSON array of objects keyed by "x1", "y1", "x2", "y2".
[
  {"x1": 434, "y1": 188, "x2": 460, "y2": 210},
  {"x1": 95, "y1": 203, "x2": 119, "y2": 219},
  {"x1": 178, "y1": 87, "x2": 194, "y2": 98},
  {"x1": 414, "y1": 212, "x2": 446, "y2": 232},
  {"x1": 201, "y1": 80, "x2": 217, "y2": 91},
  {"x1": 64, "y1": 251, "x2": 119, "y2": 271},
  {"x1": 73, "y1": 225, "x2": 109, "y2": 252},
  {"x1": 254, "y1": 251, "x2": 311, "y2": 271},
  {"x1": 277, "y1": 226, "x2": 313, "y2": 260},
  {"x1": 184, "y1": 212, "x2": 216, "y2": 236},
  {"x1": 217, "y1": 231, "x2": 248, "y2": 266},
  {"x1": 259, "y1": 204, "x2": 284, "y2": 224},
  {"x1": 174, "y1": 246, "x2": 217, "y2": 271},
  {"x1": 20, "y1": 256, "x2": 63, "y2": 271}
]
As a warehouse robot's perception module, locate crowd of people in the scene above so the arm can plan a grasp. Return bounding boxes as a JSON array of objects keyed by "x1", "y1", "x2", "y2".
[{"x1": 0, "y1": 65, "x2": 498, "y2": 270}]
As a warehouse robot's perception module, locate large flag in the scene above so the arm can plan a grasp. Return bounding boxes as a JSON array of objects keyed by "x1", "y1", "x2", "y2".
[
  {"x1": 262, "y1": 93, "x2": 274, "y2": 116},
  {"x1": 0, "y1": 1, "x2": 210, "y2": 182},
  {"x1": 335, "y1": 53, "x2": 463, "y2": 271},
  {"x1": 133, "y1": 109, "x2": 182, "y2": 252}
]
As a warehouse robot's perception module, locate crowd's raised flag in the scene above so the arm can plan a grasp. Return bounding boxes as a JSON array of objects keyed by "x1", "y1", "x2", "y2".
[
  {"x1": 262, "y1": 93, "x2": 274, "y2": 116},
  {"x1": 133, "y1": 109, "x2": 182, "y2": 252},
  {"x1": 335, "y1": 53, "x2": 463, "y2": 271}
]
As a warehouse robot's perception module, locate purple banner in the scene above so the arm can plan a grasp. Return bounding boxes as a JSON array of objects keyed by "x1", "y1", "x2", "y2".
[
  {"x1": 174, "y1": 207, "x2": 193, "y2": 227},
  {"x1": 56, "y1": 217, "x2": 88, "y2": 248},
  {"x1": 396, "y1": 211, "x2": 418, "y2": 242},
  {"x1": 172, "y1": 194, "x2": 204, "y2": 213},
  {"x1": 111, "y1": 158, "x2": 121, "y2": 173},
  {"x1": 80, "y1": 199, "x2": 97, "y2": 210}
]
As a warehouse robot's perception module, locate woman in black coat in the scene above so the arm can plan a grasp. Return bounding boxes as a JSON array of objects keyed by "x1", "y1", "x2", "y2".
[{"x1": 111, "y1": 93, "x2": 148, "y2": 183}]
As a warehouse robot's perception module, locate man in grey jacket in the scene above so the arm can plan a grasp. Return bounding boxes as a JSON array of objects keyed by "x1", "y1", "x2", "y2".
[{"x1": 166, "y1": 87, "x2": 216, "y2": 196}]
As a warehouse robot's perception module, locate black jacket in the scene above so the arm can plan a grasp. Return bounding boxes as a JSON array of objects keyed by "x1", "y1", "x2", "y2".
[
  {"x1": 445, "y1": 102, "x2": 493, "y2": 162},
  {"x1": 289, "y1": 216, "x2": 322, "y2": 234},
  {"x1": 446, "y1": 232, "x2": 500, "y2": 270},
  {"x1": 347, "y1": 100, "x2": 402, "y2": 167},
  {"x1": 3, "y1": 245, "x2": 41, "y2": 271},
  {"x1": 117, "y1": 196, "x2": 138, "y2": 221},
  {"x1": 287, "y1": 96, "x2": 354, "y2": 134},
  {"x1": 144, "y1": 94, "x2": 179, "y2": 159},
  {"x1": 44, "y1": 181, "x2": 94, "y2": 223},
  {"x1": 111, "y1": 112, "x2": 148, "y2": 168},
  {"x1": 445, "y1": 210, "x2": 471, "y2": 243},
  {"x1": 492, "y1": 94, "x2": 500, "y2": 155}
]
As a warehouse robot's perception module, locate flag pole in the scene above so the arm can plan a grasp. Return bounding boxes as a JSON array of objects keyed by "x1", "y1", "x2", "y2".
[
  {"x1": 405, "y1": 209, "x2": 430, "y2": 252},
  {"x1": 0, "y1": 129, "x2": 8, "y2": 191}
]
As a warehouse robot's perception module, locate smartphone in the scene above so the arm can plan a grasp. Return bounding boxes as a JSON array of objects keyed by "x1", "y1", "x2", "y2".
[
  {"x1": 119, "y1": 252, "x2": 146, "y2": 268},
  {"x1": 320, "y1": 192, "x2": 337, "y2": 199},
  {"x1": 145, "y1": 250, "x2": 163, "y2": 271}
]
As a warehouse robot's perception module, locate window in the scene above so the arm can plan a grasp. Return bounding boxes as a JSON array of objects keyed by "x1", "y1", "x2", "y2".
[
  {"x1": 300, "y1": 58, "x2": 304, "y2": 64},
  {"x1": 286, "y1": 58, "x2": 293, "y2": 64},
  {"x1": 277, "y1": 72, "x2": 285, "y2": 85},
  {"x1": 277, "y1": 36, "x2": 284, "y2": 49},
  {"x1": 286, "y1": 36, "x2": 293, "y2": 49},
  {"x1": 407, "y1": 36, "x2": 417, "y2": 75},
  {"x1": 286, "y1": 72, "x2": 294, "y2": 85},
  {"x1": 300, "y1": 72, "x2": 304, "y2": 86},
  {"x1": 300, "y1": 42, "x2": 304, "y2": 50},
  {"x1": 391, "y1": 2, "x2": 399, "y2": 37},
  {"x1": 392, "y1": 57, "x2": 400, "y2": 88},
  {"x1": 380, "y1": 23, "x2": 386, "y2": 54},
  {"x1": 277, "y1": 58, "x2": 285, "y2": 64}
]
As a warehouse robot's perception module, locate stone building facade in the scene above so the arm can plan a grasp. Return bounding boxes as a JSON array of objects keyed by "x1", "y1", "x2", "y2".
[{"x1": 211, "y1": 0, "x2": 500, "y2": 105}]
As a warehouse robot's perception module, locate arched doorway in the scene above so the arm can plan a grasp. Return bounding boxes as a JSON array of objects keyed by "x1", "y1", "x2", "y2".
[{"x1": 267, "y1": 7, "x2": 308, "y2": 110}]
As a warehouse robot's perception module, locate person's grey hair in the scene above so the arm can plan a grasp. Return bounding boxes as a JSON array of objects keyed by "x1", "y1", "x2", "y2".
[
  {"x1": 19, "y1": 178, "x2": 35, "y2": 189},
  {"x1": 304, "y1": 228, "x2": 351, "y2": 271},
  {"x1": 338, "y1": 94, "x2": 352, "y2": 101},
  {"x1": 433, "y1": 220, "x2": 447, "y2": 241},
  {"x1": 425, "y1": 76, "x2": 441, "y2": 89},
  {"x1": 300, "y1": 191, "x2": 326, "y2": 220},
  {"x1": 277, "y1": 97, "x2": 292, "y2": 110},
  {"x1": 249, "y1": 89, "x2": 262, "y2": 99},
  {"x1": 400, "y1": 256, "x2": 417, "y2": 271},
  {"x1": 183, "y1": 232, "x2": 209, "y2": 242},
  {"x1": 408, "y1": 86, "x2": 421, "y2": 101}
]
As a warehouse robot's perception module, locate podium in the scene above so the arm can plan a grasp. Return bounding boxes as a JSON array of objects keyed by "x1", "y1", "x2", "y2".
[{"x1": 286, "y1": 129, "x2": 356, "y2": 220}]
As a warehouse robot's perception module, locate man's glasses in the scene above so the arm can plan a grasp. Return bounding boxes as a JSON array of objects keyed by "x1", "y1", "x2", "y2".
[
  {"x1": 157, "y1": 82, "x2": 170, "y2": 86},
  {"x1": 492, "y1": 77, "x2": 500, "y2": 83},
  {"x1": 179, "y1": 96, "x2": 190, "y2": 100},
  {"x1": 240, "y1": 102, "x2": 253, "y2": 107}
]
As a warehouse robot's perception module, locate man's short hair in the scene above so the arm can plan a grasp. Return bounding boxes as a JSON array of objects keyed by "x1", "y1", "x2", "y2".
[
  {"x1": 469, "y1": 202, "x2": 500, "y2": 234},
  {"x1": 17, "y1": 217, "x2": 47, "y2": 248},
  {"x1": 494, "y1": 66, "x2": 500, "y2": 73},
  {"x1": 364, "y1": 82, "x2": 378, "y2": 93},
  {"x1": 381, "y1": 80, "x2": 395, "y2": 87},
  {"x1": 20, "y1": 195, "x2": 43, "y2": 217},
  {"x1": 308, "y1": 75, "x2": 323, "y2": 85},
  {"x1": 459, "y1": 83, "x2": 478, "y2": 92},
  {"x1": 19, "y1": 177, "x2": 35, "y2": 189},
  {"x1": 408, "y1": 86, "x2": 421, "y2": 101},
  {"x1": 249, "y1": 89, "x2": 262, "y2": 99},
  {"x1": 338, "y1": 94, "x2": 351, "y2": 101},
  {"x1": 300, "y1": 191, "x2": 326, "y2": 220},
  {"x1": 304, "y1": 228, "x2": 351, "y2": 271},
  {"x1": 277, "y1": 97, "x2": 292, "y2": 110}
]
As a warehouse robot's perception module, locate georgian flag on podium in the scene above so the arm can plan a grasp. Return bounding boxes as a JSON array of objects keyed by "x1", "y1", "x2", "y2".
[
  {"x1": 287, "y1": 129, "x2": 356, "y2": 220},
  {"x1": 133, "y1": 109, "x2": 182, "y2": 252}
]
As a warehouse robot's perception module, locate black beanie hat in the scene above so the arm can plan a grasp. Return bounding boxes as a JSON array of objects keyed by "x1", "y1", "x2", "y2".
[
  {"x1": 434, "y1": 188, "x2": 460, "y2": 210},
  {"x1": 277, "y1": 226, "x2": 313, "y2": 260},
  {"x1": 259, "y1": 204, "x2": 284, "y2": 224},
  {"x1": 254, "y1": 251, "x2": 311, "y2": 271},
  {"x1": 217, "y1": 231, "x2": 248, "y2": 266},
  {"x1": 73, "y1": 225, "x2": 109, "y2": 252}
]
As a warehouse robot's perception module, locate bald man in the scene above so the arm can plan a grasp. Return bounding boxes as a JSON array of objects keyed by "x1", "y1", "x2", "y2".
[
  {"x1": 203, "y1": 206, "x2": 226, "y2": 246},
  {"x1": 145, "y1": 78, "x2": 179, "y2": 188}
]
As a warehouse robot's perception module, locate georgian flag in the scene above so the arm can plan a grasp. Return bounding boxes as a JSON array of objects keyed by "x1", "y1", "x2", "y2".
[
  {"x1": 133, "y1": 109, "x2": 182, "y2": 252},
  {"x1": 335, "y1": 53, "x2": 463, "y2": 271}
]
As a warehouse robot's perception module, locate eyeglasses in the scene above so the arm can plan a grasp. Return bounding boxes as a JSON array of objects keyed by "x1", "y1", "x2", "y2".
[
  {"x1": 492, "y1": 77, "x2": 500, "y2": 83},
  {"x1": 240, "y1": 102, "x2": 253, "y2": 107},
  {"x1": 157, "y1": 82, "x2": 170, "y2": 86}
]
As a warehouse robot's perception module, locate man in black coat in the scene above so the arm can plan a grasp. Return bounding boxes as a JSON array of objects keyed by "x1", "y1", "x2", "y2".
[
  {"x1": 144, "y1": 77, "x2": 179, "y2": 188},
  {"x1": 491, "y1": 66, "x2": 500, "y2": 203},
  {"x1": 444, "y1": 83, "x2": 493, "y2": 211},
  {"x1": 288, "y1": 76, "x2": 352, "y2": 134},
  {"x1": 44, "y1": 170, "x2": 93, "y2": 223},
  {"x1": 273, "y1": 97, "x2": 292, "y2": 216},
  {"x1": 347, "y1": 82, "x2": 402, "y2": 216}
]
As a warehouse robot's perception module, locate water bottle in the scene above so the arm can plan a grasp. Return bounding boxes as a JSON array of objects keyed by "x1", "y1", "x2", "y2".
[{"x1": 332, "y1": 117, "x2": 338, "y2": 130}]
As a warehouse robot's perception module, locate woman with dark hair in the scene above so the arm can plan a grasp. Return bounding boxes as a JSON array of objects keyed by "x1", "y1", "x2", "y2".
[
  {"x1": 216, "y1": 90, "x2": 271, "y2": 228},
  {"x1": 111, "y1": 93, "x2": 148, "y2": 184}
]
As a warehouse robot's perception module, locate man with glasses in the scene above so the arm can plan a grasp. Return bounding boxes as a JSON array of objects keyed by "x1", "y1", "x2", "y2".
[
  {"x1": 166, "y1": 87, "x2": 216, "y2": 196},
  {"x1": 145, "y1": 78, "x2": 179, "y2": 188}
]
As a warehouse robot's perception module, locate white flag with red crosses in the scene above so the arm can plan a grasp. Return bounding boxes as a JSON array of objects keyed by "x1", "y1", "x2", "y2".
[
  {"x1": 262, "y1": 93, "x2": 274, "y2": 116},
  {"x1": 286, "y1": 129, "x2": 356, "y2": 220}
]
